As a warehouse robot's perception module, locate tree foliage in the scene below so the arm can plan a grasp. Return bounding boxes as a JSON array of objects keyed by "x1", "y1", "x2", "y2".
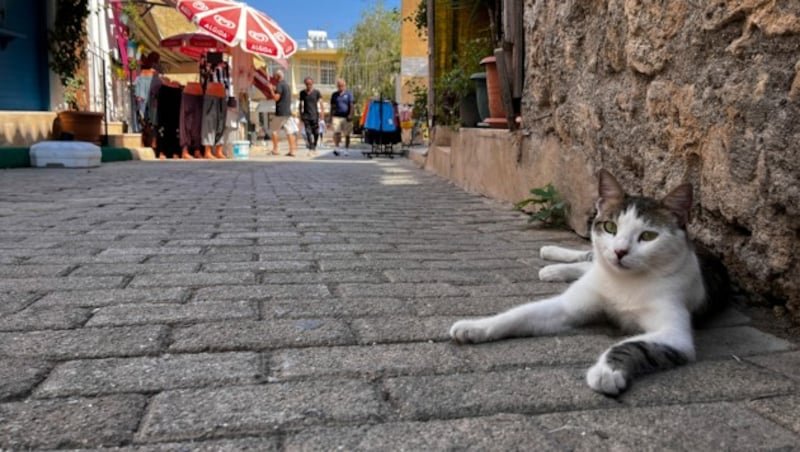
[{"x1": 339, "y1": 2, "x2": 401, "y2": 110}]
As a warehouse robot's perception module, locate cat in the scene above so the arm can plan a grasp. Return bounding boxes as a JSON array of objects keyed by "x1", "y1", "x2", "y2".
[{"x1": 450, "y1": 169, "x2": 730, "y2": 396}]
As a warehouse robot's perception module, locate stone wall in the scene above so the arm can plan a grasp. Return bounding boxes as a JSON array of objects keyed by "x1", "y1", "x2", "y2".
[{"x1": 521, "y1": 0, "x2": 800, "y2": 322}]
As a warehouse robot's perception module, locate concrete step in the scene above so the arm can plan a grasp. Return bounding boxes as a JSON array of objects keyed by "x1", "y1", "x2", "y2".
[{"x1": 106, "y1": 133, "x2": 142, "y2": 148}]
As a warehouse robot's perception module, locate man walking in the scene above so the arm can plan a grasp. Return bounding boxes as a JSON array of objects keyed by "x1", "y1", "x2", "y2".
[
  {"x1": 265, "y1": 69, "x2": 297, "y2": 157},
  {"x1": 330, "y1": 78, "x2": 354, "y2": 156},
  {"x1": 299, "y1": 77, "x2": 324, "y2": 156}
]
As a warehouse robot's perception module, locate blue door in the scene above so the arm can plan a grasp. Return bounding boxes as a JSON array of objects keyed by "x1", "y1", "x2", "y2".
[{"x1": 0, "y1": 0, "x2": 49, "y2": 111}]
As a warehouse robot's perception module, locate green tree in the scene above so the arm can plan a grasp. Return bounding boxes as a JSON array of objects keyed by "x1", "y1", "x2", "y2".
[{"x1": 339, "y1": 2, "x2": 401, "y2": 110}]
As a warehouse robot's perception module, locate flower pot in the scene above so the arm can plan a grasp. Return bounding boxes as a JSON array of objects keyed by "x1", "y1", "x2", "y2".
[
  {"x1": 459, "y1": 91, "x2": 480, "y2": 128},
  {"x1": 480, "y1": 56, "x2": 508, "y2": 129},
  {"x1": 57, "y1": 111, "x2": 104, "y2": 144},
  {"x1": 470, "y1": 72, "x2": 489, "y2": 121}
]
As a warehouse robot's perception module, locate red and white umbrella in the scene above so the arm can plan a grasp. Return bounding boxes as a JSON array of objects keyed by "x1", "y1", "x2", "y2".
[
  {"x1": 175, "y1": 0, "x2": 297, "y2": 59},
  {"x1": 160, "y1": 32, "x2": 227, "y2": 59}
]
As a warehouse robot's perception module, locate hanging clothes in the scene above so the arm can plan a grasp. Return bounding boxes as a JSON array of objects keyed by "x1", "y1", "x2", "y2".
[
  {"x1": 231, "y1": 46, "x2": 255, "y2": 96},
  {"x1": 156, "y1": 83, "x2": 182, "y2": 158},
  {"x1": 180, "y1": 83, "x2": 204, "y2": 152}
]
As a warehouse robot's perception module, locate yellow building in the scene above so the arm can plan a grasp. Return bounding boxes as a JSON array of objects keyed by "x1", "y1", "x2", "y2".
[{"x1": 399, "y1": 0, "x2": 429, "y2": 106}]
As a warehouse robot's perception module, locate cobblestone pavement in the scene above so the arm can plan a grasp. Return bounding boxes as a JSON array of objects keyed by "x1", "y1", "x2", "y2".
[{"x1": 0, "y1": 151, "x2": 798, "y2": 450}]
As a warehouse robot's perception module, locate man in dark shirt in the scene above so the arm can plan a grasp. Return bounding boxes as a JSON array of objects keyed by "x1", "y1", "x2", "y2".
[
  {"x1": 265, "y1": 69, "x2": 298, "y2": 157},
  {"x1": 299, "y1": 77, "x2": 324, "y2": 156},
  {"x1": 330, "y1": 78, "x2": 354, "y2": 156}
]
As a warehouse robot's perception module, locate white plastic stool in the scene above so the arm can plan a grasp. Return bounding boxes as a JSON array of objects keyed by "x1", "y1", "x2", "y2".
[{"x1": 30, "y1": 141, "x2": 102, "y2": 168}]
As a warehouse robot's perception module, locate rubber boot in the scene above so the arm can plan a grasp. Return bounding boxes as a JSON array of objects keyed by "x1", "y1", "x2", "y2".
[
  {"x1": 181, "y1": 147, "x2": 195, "y2": 159},
  {"x1": 213, "y1": 144, "x2": 226, "y2": 159}
]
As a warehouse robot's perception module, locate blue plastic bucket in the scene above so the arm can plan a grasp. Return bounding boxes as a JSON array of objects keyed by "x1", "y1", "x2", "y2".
[{"x1": 232, "y1": 141, "x2": 250, "y2": 159}]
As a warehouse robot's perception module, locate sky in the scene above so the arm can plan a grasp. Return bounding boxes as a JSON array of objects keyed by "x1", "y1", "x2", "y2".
[{"x1": 249, "y1": 0, "x2": 401, "y2": 44}]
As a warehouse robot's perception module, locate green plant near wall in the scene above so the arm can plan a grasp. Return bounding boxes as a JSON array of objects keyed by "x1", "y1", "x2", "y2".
[
  {"x1": 515, "y1": 184, "x2": 570, "y2": 228},
  {"x1": 434, "y1": 37, "x2": 493, "y2": 126},
  {"x1": 47, "y1": 0, "x2": 90, "y2": 110}
]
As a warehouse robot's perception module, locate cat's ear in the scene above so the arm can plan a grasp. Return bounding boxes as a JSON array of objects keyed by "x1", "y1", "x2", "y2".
[
  {"x1": 596, "y1": 169, "x2": 625, "y2": 211},
  {"x1": 662, "y1": 183, "x2": 693, "y2": 228}
]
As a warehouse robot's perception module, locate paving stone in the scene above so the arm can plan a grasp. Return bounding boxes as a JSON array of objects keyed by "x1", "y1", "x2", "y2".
[
  {"x1": 0, "y1": 291, "x2": 36, "y2": 316},
  {"x1": 0, "y1": 276, "x2": 126, "y2": 292},
  {"x1": 534, "y1": 402, "x2": 800, "y2": 450},
  {"x1": 0, "y1": 358, "x2": 53, "y2": 401},
  {"x1": 24, "y1": 253, "x2": 147, "y2": 264},
  {"x1": 270, "y1": 342, "x2": 469, "y2": 380},
  {"x1": 450, "y1": 335, "x2": 618, "y2": 370},
  {"x1": 194, "y1": 284, "x2": 331, "y2": 300},
  {"x1": 383, "y1": 368, "x2": 614, "y2": 420},
  {"x1": 0, "y1": 325, "x2": 167, "y2": 359},
  {"x1": 0, "y1": 306, "x2": 90, "y2": 331},
  {"x1": 35, "y1": 352, "x2": 262, "y2": 398},
  {"x1": 336, "y1": 282, "x2": 468, "y2": 298},
  {"x1": 86, "y1": 300, "x2": 257, "y2": 327},
  {"x1": 98, "y1": 247, "x2": 203, "y2": 256},
  {"x1": 0, "y1": 264, "x2": 71, "y2": 277},
  {"x1": 383, "y1": 269, "x2": 506, "y2": 284},
  {"x1": 350, "y1": 315, "x2": 465, "y2": 344},
  {"x1": 69, "y1": 263, "x2": 200, "y2": 276},
  {"x1": 696, "y1": 326, "x2": 797, "y2": 359},
  {"x1": 147, "y1": 252, "x2": 256, "y2": 263},
  {"x1": 0, "y1": 394, "x2": 147, "y2": 449},
  {"x1": 258, "y1": 270, "x2": 387, "y2": 284},
  {"x1": 464, "y1": 282, "x2": 571, "y2": 297},
  {"x1": 75, "y1": 437, "x2": 281, "y2": 451},
  {"x1": 201, "y1": 261, "x2": 316, "y2": 273},
  {"x1": 284, "y1": 413, "x2": 557, "y2": 450},
  {"x1": 135, "y1": 380, "x2": 382, "y2": 443},
  {"x1": 746, "y1": 350, "x2": 800, "y2": 382},
  {"x1": 747, "y1": 394, "x2": 800, "y2": 435},
  {"x1": 128, "y1": 272, "x2": 256, "y2": 288},
  {"x1": 412, "y1": 296, "x2": 542, "y2": 316},
  {"x1": 34, "y1": 287, "x2": 189, "y2": 307},
  {"x1": 318, "y1": 258, "x2": 428, "y2": 271},
  {"x1": 617, "y1": 359, "x2": 797, "y2": 405},
  {"x1": 264, "y1": 297, "x2": 415, "y2": 319},
  {"x1": 170, "y1": 318, "x2": 354, "y2": 352}
]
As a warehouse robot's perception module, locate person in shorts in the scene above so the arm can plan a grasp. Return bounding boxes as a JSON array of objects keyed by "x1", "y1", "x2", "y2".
[
  {"x1": 265, "y1": 69, "x2": 297, "y2": 157},
  {"x1": 330, "y1": 78, "x2": 354, "y2": 156}
]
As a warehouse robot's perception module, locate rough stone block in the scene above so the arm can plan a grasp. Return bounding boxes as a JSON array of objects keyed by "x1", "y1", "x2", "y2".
[
  {"x1": 0, "y1": 395, "x2": 146, "y2": 449},
  {"x1": 135, "y1": 380, "x2": 382, "y2": 443}
]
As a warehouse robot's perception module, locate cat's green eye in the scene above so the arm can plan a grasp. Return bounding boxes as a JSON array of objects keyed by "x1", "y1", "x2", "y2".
[
  {"x1": 639, "y1": 231, "x2": 659, "y2": 242},
  {"x1": 602, "y1": 221, "x2": 617, "y2": 235}
]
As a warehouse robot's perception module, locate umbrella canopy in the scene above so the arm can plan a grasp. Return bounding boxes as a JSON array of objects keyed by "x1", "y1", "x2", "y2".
[
  {"x1": 160, "y1": 31, "x2": 228, "y2": 59},
  {"x1": 175, "y1": 0, "x2": 297, "y2": 59}
]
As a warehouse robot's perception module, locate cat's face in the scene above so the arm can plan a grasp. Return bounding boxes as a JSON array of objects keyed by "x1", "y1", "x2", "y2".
[{"x1": 591, "y1": 170, "x2": 693, "y2": 274}]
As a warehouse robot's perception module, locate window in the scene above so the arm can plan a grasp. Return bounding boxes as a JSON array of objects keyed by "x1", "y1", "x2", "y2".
[
  {"x1": 320, "y1": 61, "x2": 336, "y2": 85},
  {"x1": 299, "y1": 59, "x2": 317, "y2": 82}
]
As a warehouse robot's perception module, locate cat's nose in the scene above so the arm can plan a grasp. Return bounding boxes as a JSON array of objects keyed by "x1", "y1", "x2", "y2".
[{"x1": 615, "y1": 249, "x2": 628, "y2": 260}]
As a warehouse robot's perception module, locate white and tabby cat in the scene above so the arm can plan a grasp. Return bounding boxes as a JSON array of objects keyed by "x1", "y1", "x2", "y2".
[{"x1": 450, "y1": 169, "x2": 730, "y2": 395}]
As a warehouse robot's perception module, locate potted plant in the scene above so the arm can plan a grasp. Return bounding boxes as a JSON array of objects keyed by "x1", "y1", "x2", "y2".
[{"x1": 48, "y1": 0, "x2": 103, "y2": 143}]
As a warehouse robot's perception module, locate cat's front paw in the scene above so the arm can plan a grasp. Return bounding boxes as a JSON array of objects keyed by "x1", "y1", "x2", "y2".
[
  {"x1": 449, "y1": 319, "x2": 492, "y2": 344},
  {"x1": 586, "y1": 360, "x2": 628, "y2": 396},
  {"x1": 538, "y1": 264, "x2": 568, "y2": 282},
  {"x1": 539, "y1": 245, "x2": 561, "y2": 261}
]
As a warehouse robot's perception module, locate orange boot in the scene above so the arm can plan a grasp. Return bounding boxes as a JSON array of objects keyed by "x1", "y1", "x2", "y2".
[
  {"x1": 181, "y1": 147, "x2": 195, "y2": 159},
  {"x1": 213, "y1": 144, "x2": 226, "y2": 159},
  {"x1": 203, "y1": 145, "x2": 216, "y2": 159}
]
